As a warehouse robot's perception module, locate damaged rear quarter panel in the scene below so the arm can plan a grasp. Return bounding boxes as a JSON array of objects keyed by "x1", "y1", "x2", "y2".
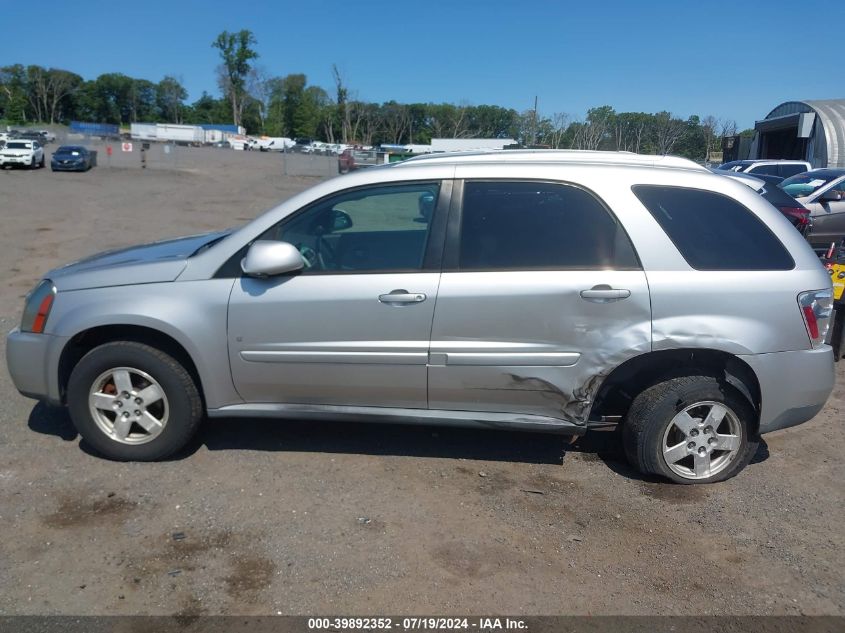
[{"x1": 647, "y1": 270, "x2": 814, "y2": 354}]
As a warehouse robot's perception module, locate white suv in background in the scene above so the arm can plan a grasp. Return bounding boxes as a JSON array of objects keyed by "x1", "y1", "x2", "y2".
[
  {"x1": 0, "y1": 139, "x2": 45, "y2": 169},
  {"x1": 717, "y1": 160, "x2": 811, "y2": 180}
]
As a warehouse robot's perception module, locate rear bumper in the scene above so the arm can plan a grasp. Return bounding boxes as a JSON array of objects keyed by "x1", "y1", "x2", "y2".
[
  {"x1": 739, "y1": 346, "x2": 835, "y2": 434},
  {"x1": 5, "y1": 328, "x2": 65, "y2": 405}
]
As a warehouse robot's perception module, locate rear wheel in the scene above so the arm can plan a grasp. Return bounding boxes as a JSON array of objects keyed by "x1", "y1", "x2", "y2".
[
  {"x1": 623, "y1": 375, "x2": 758, "y2": 484},
  {"x1": 67, "y1": 341, "x2": 203, "y2": 461},
  {"x1": 39, "y1": 154, "x2": 45, "y2": 168}
]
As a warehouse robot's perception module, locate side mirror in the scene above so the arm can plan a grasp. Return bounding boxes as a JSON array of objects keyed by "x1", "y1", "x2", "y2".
[
  {"x1": 332, "y1": 209, "x2": 353, "y2": 231},
  {"x1": 819, "y1": 189, "x2": 843, "y2": 203},
  {"x1": 241, "y1": 241, "x2": 304, "y2": 277}
]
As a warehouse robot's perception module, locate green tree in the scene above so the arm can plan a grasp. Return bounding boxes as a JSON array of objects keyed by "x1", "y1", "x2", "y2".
[
  {"x1": 157, "y1": 76, "x2": 188, "y2": 123},
  {"x1": 0, "y1": 64, "x2": 29, "y2": 123},
  {"x1": 212, "y1": 29, "x2": 258, "y2": 127},
  {"x1": 183, "y1": 91, "x2": 230, "y2": 125}
]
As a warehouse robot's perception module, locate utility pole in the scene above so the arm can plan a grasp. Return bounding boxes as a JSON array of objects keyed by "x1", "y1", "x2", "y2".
[{"x1": 531, "y1": 95, "x2": 538, "y2": 146}]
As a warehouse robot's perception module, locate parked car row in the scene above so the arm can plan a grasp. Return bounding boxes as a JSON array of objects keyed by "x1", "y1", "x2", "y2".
[
  {"x1": 0, "y1": 128, "x2": 56, "y2": 147},
  {"x1": 0, "y1": 142, "x2": 96, "y2": 172},
  {"x1": 716, "y1": 170, "x2": 812, "y2": 235},
  {"x1": 715, "y1": 160, "x2": 845, "y2": 256}
]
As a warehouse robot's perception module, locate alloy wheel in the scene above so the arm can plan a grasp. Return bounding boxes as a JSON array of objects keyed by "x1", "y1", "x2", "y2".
[
  {"x1": 661, "y1": 401, "x2": 743, "y2": 480},
  {"x1": 88, "y1": 367, "x2": 169, "y2": 444}
]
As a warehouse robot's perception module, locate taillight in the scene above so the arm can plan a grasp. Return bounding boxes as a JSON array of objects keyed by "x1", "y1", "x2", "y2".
[
  {"x1": 21, "y1": 280, "x2": 56, "y2": 334},
  {"x1": 798, "y1": 289, "x2": 833, "y2": 348},
  {"x1": 778, "y1": 206, "x2": 811, "y2": 232}
]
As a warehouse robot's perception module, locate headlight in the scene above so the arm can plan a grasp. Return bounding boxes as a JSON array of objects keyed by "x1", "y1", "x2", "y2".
[{"x1": 21, "y1": 280, "x2": 56, "y2": 333}]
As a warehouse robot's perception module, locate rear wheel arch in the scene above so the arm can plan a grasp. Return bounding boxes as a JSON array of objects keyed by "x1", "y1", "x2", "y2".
[
  {"x1": 58, "y1": 324, "x2": 206, "y2": 408},
  {"x1": 590, "y1": 349, "x2": 761, "y2": 433}
]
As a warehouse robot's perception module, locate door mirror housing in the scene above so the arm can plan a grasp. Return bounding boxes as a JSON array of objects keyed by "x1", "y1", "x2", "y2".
[
  {"x1": 241, "y1": 241, "x2": 304, "y2": 277},
  {"x1": 331, "y1": 209, "x2": 353, "y2": 231},
  {"x1": 819, "y1": 189, "x2": 843, "y2": 203}
]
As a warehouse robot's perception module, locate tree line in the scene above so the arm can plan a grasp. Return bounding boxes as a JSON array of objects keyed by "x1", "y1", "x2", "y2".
[{"x1": 0, "y1": 29, "x2": 747, "y2": 161}]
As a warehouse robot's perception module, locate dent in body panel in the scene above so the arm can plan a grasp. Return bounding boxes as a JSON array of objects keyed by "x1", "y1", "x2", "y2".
[
  {"x1": 436, "y1": 318, "x2": 652, "y2": 426},
  {"x1": 428, "y1": 269, "x2": 653, "y2": 425},
  {"x1": 651, "y1": 315, "x2": 755, "y2": 355},
  {"x1": 646, "y1": 270, "x2": 823, "y2": 355}
]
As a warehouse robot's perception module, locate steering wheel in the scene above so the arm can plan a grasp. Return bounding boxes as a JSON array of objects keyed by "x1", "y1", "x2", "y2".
[
  {"x1": 298, "y1": 245, "x2": 321, "y2": 269},
  {"x1": 315, "y1": 235, "x2": 336, "y2": 268}
]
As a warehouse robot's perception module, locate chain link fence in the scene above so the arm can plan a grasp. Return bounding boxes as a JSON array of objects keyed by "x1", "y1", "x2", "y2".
[{"x1": 280, "y1": 152, "x2": 338, "y2": 178}]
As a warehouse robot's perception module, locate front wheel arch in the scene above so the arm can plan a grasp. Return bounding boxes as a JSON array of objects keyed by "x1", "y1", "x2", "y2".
[{"x1": 58, "y1": 324, "x2": 206, "y2": 409}]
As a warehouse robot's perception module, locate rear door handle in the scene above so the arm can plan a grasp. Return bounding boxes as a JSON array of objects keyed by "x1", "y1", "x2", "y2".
[
  {"x1": 379, "y1": 289, "x2": 427, "y2": 304},
  {"x1": 580, "y1": 285, "x2": 631, "y2": 302}
]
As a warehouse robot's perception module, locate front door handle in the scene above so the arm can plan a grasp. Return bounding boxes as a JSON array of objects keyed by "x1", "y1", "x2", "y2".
[
  {"x1": 379, "y1": 289, "x2": 427, "y2": 304},
  {"x1": 580, "y1": 285, "x2": 631, "y2": 302}
]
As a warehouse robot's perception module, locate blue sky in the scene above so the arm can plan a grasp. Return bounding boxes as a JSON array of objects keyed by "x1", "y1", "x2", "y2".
[{"x1": 4, "y1": 0, "x2": 843, "y2": 128}]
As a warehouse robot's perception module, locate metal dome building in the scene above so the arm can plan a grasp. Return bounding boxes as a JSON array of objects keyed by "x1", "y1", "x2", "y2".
[{"x1": 748, "y1": 99, "x2": 845, "y2": 168}]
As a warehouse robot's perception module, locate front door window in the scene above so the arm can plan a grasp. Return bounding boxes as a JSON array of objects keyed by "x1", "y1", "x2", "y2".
[{"x1": 260, "y1": 182, "x2": 440, "y2": 273}]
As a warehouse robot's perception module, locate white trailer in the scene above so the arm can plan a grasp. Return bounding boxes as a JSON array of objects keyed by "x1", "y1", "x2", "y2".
[
  {"x1": 204, "y1": 129, "x2": 224, "y2": 144},
  {"x1": 155, "y1": 124, "x2": 204, "y2": 144},
  {"x1": 130, "y1": 123, "x2": 205, "y2": 144},
  {"x1": 130, "y1": 123, "x2": 158, "y2": 141},
  {"x1": 430, "y1": 138, "x2": 517, "y2": 152}
]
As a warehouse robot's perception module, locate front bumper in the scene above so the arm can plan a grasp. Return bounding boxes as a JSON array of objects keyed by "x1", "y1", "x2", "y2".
[
  {"x1": 0, "y1": 156, "x2": 33, "y2": 166},
  {"x1": 5, "y1": 328, "x2": 66, "y2": 405},
  {"x1": 51, "y1": 161, "x2": 85, "y2": 171},
  {"x1": 739, "y1": 346, "x2": 835, "y2": 434}
]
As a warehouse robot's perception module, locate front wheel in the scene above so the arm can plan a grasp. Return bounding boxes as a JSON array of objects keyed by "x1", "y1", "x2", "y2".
[
  {"x1": 623, "y1": 375, "x2": 758, "y2": 484},
  {"x1": 39, "y1": 154, "x2": 45, "y2": 168},
  {"x1": 67, "y1": 341, "x2": 203, "y2": 461}
]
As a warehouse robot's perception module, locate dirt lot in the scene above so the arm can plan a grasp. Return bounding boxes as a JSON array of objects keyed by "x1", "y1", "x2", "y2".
[{"x1": 0, "y1": 148, "x2": 843, "y2": 616}]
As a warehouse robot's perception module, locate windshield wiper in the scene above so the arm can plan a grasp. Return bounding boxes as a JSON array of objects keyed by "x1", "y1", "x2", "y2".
[{"x1": 191, "y1": 233, "x2": 230, "y2": 256}]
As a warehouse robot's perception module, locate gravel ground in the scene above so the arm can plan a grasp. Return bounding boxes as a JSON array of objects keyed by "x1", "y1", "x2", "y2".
[{"x1": 0, "y1": 148, "x2": 842, "y2": 616}]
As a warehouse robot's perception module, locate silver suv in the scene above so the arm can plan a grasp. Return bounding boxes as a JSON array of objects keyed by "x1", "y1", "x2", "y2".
[{"x1": 5, "y1": 150, "x2": 836, "y2": 483}]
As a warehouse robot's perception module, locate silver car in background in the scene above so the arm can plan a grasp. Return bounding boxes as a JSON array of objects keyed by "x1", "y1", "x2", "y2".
[
  {"x1": 5, "y1": 150, "x2": 836, "y2": 483},
  {"x1": 780, "y1": 168, "x2": 845, "y2": 253}
]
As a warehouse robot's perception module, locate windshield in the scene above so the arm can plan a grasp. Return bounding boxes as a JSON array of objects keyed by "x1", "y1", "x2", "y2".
[
  {"x1": 781, "y1": 173, "x2": 836, "y2": 198},
  {"x1": 6, "y1": 141, "x2": 30, "y2": 149},
  {"x1": 56, "y1": 147, "x2": 83, "y2": 155}
]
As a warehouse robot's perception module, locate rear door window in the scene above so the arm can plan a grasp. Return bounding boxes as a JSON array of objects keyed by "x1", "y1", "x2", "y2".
[
  {"x1": 748, "y1": 163, "x2": 780, "y2": 176},
  {"x1": 633, "y1": 185, "x2": 794, "y2": 270},
  {"x1": 457, "y1": 181, "x2": 639, "y2": 270}
]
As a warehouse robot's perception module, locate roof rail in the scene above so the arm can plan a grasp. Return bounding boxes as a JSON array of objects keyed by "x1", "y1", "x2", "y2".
[{"x1": 395, "y1": 149, "x2": 707, "y2": 171}]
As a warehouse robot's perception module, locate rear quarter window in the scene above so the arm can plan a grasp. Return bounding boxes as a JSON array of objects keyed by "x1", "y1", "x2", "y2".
[
  {"x1": 779, "y1": 164, "x2": 809, "y2": 178},
  {"x1": 632, "y1": 185, "x2": 794, "y2": 271}
]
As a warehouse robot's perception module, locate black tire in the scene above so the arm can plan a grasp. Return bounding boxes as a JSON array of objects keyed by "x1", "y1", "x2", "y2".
[
  {"x1": 39, "y1": 154, "x2": 45, "y2": 168},
  {"x1": 623, "y1": 375, "x2": 758, "y2": 484},
  {"x1": 67, "y1": 341, "x2": 203, "y2": 461}
]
